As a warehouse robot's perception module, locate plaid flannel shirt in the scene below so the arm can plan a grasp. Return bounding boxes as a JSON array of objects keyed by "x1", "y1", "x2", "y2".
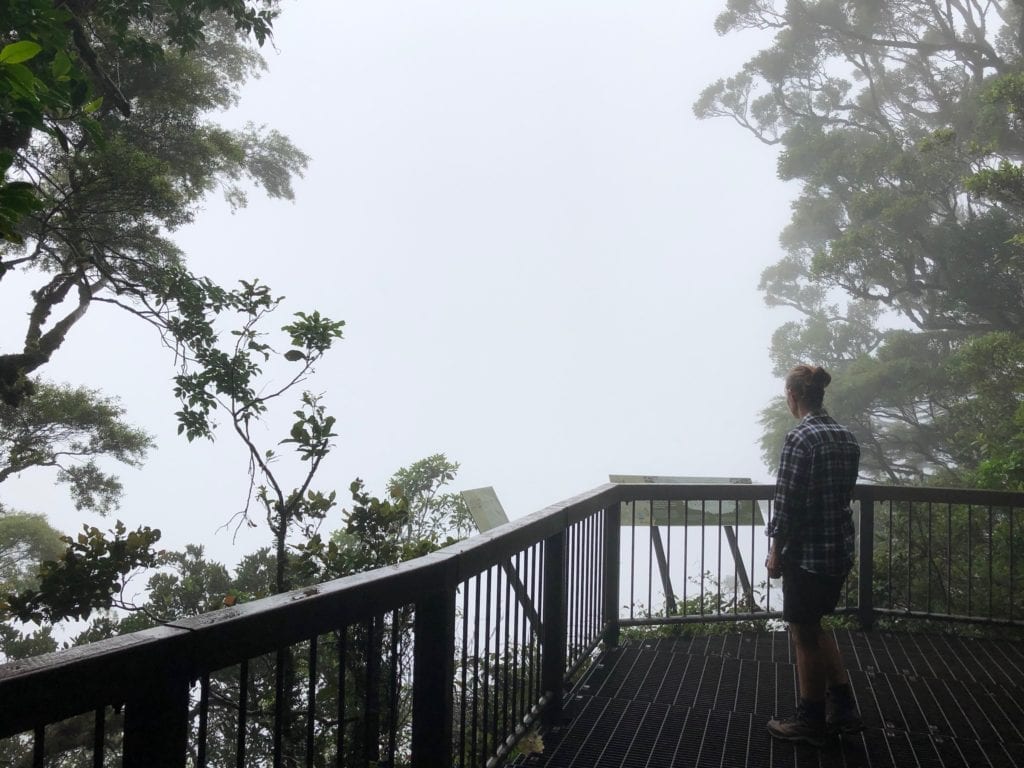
[{"x1": 767, "y1": 409, "x2": 860, "y2": 575}]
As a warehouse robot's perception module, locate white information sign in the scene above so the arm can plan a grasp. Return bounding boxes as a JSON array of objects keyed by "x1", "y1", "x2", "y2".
[{"x1": 610, "y1": 475, "x2": 765, "y2": 526}]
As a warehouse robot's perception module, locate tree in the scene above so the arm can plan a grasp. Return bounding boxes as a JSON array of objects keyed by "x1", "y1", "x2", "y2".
[
  {"x1": 0, "y1": 380, "x2": 152, "y2": 514},
  {"x1": 0, "y1": 381, "x2": 156, "y2": 644},
  {"x1": 0, "y1": 512, "x2": 64, "y2": 595},
  {"x1": 169, "y1": 278, "x2": 345, "y2": 595},
  {"x1": 0, "y1": 0, "x2": 276, "y2": 242},
  {"x1": 1, "y1": 0, "x2": 304, "y2": 406},
  {"x1": 0, "y1": 456, "x2": 475, "y2": 767},
  {"x1": 698, "y1": 0, "x2": 1024, "y2": 487},
  {"x1": 388, "y1": 453, "x2": 475, "y2": 544}
]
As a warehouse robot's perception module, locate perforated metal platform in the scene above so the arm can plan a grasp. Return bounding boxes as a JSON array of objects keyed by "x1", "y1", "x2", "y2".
[{"x1": 514, "y1": 631, "x2": 1024, "y2": 768}]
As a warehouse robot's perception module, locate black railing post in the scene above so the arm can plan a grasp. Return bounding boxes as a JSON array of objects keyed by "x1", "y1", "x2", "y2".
[
  {"x1": 858, "y1": 486, "x2": 876, "y2": 631},
  {"x1": 603, "y1": 503, "x2": 621, "y2": 648},
  {"x1": 411, "y1": 586, "x2": 457, "y2": 768},
  {"x1": 541, "y1": 529, "x2": 567, "y2": 727},
  {"x1": 122, "y1": 663, "x2": 190, "y2": 768}
]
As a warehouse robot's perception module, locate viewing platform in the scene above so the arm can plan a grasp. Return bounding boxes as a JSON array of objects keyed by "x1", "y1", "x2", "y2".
[
  {"x1": 2, "y1": 482, "x2": 1022, "y2": 767},
  {"x1": 516, "y1": 630, "x2": 1024, "y2": 768}
]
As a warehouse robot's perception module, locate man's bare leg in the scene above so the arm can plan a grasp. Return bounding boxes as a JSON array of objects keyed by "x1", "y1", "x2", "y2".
[
  {"x1": 819, "y1": 628, "x2": 849, "y2": 688},
  {"x1": 768, "y1": 622, "x2": 828, "y2": 745},
  {"x1": 816, "y1": 626, "x2": 863, "y2": 733},
  {"x1": 791, "y1": 622, "x2": 826, "y2": 701}
]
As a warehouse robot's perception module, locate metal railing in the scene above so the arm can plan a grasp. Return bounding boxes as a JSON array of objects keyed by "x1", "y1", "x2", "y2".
[{"x1": 1, "y1": 483, "x2": 1022, "y2": 767}]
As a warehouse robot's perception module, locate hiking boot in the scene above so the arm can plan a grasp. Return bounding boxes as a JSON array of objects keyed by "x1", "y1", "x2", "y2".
[
  {"x1": 767, "y1": 700, "x2": 827, "y2": 748},
  {"x1": 826, "y1": 685, "x2": 864, "y2": 735},
  {"x1": 827, "y1": 710, "x2": 864, "y2": 735}
]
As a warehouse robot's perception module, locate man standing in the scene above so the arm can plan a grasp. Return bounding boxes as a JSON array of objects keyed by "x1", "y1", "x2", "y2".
[{"x1": 765, "y1": 364, "x2": 863, "y2": 746}]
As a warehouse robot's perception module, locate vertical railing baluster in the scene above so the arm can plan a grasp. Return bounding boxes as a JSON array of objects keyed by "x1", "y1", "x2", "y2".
[
  {"x1": 540, "y1": 528, "x2": 566, "y2": 727},
  {"x1": 603, "y1": 502, "x2": 620, "y2": 648},
  {"x1": 593, "y1": 512, "x2": 601, "y2": 641},
  {"x1": 733, "y1": 497, "x2": 739, "y2": 615},
  {"x1": 716, "y1": 500, "x2": 723, "y2": 616},
  {"x1": 927, "y1": 502, "x2": 934, "y2": 615},
  {"x1": 667, "y1": 500, "x2": 673, "y2": 616},
  {"x1": 1011, "y1": 508, "x2": 1016, "y2": 621},
  {"x1": 583, "y1": 517, "x2": 590, "y2": 654},
  {"x1": 519, "y1": 550, "x2": 529, "y2": 718},
  {"x1": 503, "y1": 551, "x2": 513, "y2": 743},
  {"x1": 969, "y1": 507, "x2": 974, "y2": 616},
  {"x1": 569, "y1": 522, "x2": 577, "y2": 660},
  {"x1": 307, "y1": 636, "x2": 318, "y2": 768},
  {"x1": 94, "y1": 706, "x2": 106, "y2": 768},
  {"x1": 907, "y1": 502, "x2": 913, "y2": 611},
  {"x1": 577, "y1": 518, "x2": 585, "y2": 654},
  {"x1": 482, "y1": 567, "x2": 492, "y2": 760},
  {"x1": 364, "y1": 616, "x2": 381, "y2": 768},
  {"x1": 471, "y1": 574, "x2": 481, "y2": 766},
  {"x1": 459, "y1": 580, "x2": 470, "y2": 768},
  {"x1": 197, "y1": 676, "x2": 209, "y2": 768},
  {"x1": 411, "y1": 587, "x2": 456, "y2": 768},
  {"x1": 857, "y1": 486, "x2": 875, "y2": 630},
  {"x1": 683, "y1": 496, "x2": 690, "y2": 613},
  {"x1": 753, "y1": 499, "x2": 761, "y2": 614},
  {"x1": 123, "y1": 660, "x2": 190, "y2": 767},
  {"x1": 947, "y1": 503, "x2": 953, "y2": 616},
  {"x1": 887, "y1": 500, "x2": 894, "y2": 610},
  {"x1": 579, "y1": 519, "x2": 586, "y2": 656},
  {"x1": 531, "y1": 542, "x2": 542, "y2": 708},
  {"x1": 989, "y1": 506, "x2": 995, "y2": 620},
  {"x1": 33, "y1": 726, "x2": 43, "y2": 768},
  {"x1": 387, "y1": 612, "x2": 400, "y2": 768},
  {"x1": 273, "y1": 648, "x2": 286, "y2": 768},
  {"x1": 629, "y1": 501, "x2": 636, "y2": 620},
  {"x1": 584, "y1": 515, "x2": 591, "y2": 643},
  {"x1": 766, "y1": 497, "x2": 772, "y2": 614},
  {"x1": 237, "y1": 659, "x2": 249, "y2": 768},
  {"x1": 492, "y1": 562, "x2": 503, "y2": 749},
  {"x1": 647, "y1": 504, "x2": 654, "y2": 619},
  {"x1": 336, "y1": 630, "x2": 346, "y2": 768},
  {"x1": 700, "y1": 501, "x2": 707, "y2": 617},
  {"x1": 511, "y1": 550, "x2": 521, "y2": 743}
]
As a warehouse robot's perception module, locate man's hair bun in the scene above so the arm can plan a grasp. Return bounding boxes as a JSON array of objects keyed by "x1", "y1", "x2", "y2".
[{"x1": 785, "y1": 364, "x2": 831, "y2": 408}]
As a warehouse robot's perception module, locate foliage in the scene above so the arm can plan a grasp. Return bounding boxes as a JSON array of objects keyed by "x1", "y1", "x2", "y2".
[
  {"x1": 299, "y1": 454, "x2": 473, "y2": 582},
  {"x1": 167, "y1": 276, "x2": 344, "y2": 594},
  {"x1": 869, "y1": 500, "x2": 1024, "y2": 625},
  {"x1": 0, "y1": 0, "x2": 305, "y2": 407},
  {"x1": 0, "y1": 0, "x2": 277, "y2": 242},
  {"x1": 0, "y1": 512, "x2": 64, "y2": 594},
  {"x1": 4, "y1": 519, "x2": 162, "y2": 623},
  {"x1": 620, "y1": 573, "x2": 773, "y2": 642},
  {"x1": 388, "y1": 453, "x2": 476, "y2": 542},
  {"x1": 699, "y1": 0, "x2": 1024, "y2": 487},
  {"x1": 0, "y1": 455, "x2": 476, "y2": 766},
  {"x1": 0, "y1": 380, "x2": 153, "y2": 513}
]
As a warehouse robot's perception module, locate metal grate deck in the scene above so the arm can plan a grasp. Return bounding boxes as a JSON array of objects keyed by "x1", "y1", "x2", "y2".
[{"x1": 513, "y1": 631, "x2": 1024, "y2": 768}]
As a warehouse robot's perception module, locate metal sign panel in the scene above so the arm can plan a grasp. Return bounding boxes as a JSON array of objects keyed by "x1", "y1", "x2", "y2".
[
  {"x1": 610, "y1": 475, "x2": 765, "y2": 526},
  {"x1": 460, "y1": 486, "x2": 509, "y2": 532}
]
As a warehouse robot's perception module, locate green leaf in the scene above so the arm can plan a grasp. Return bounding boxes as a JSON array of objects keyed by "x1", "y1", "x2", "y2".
[
  {"x1": 3, "y1": 64, "x2": 37, "y2": 97},
  {"x1": 283, "y1": 349, "x2": 305, "y2": 362},
  {"x1": 83, "y1": 96, "x2": 103, "y2": 114},
  {"x1": 0, "y1": 41, "x2": 43, "y2": 65},
  {"x1": 51, "y1": 50, "x2": 72, "y2": 79}
]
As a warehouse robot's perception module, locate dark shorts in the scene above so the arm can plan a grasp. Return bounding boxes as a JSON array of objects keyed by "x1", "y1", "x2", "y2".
[{"x1": 782, "y1": 564, "x2": 846, "y2": 625}]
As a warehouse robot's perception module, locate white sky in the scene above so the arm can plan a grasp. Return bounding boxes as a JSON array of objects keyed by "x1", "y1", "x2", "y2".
[{"x1": 3, "y1": 1, "x2": 799, "y2": 567}]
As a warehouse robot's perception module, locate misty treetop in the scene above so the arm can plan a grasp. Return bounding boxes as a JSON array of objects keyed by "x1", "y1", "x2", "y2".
[
  {"x1": 0, "y1": 0, "x2": 305, "y2": 407},
  {"x1": 700, "y1": 0, "x2": 1024, "y2": 488}
]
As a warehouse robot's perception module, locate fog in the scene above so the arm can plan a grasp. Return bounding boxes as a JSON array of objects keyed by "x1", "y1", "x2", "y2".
[{"x1": 3, "y1": 1, "x2": 798, "y2": 567}]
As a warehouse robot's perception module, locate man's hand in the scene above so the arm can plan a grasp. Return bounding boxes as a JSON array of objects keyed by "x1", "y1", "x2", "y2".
[{"x1": 765, "y1": 547, "x2": 783, "y2": 579}]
